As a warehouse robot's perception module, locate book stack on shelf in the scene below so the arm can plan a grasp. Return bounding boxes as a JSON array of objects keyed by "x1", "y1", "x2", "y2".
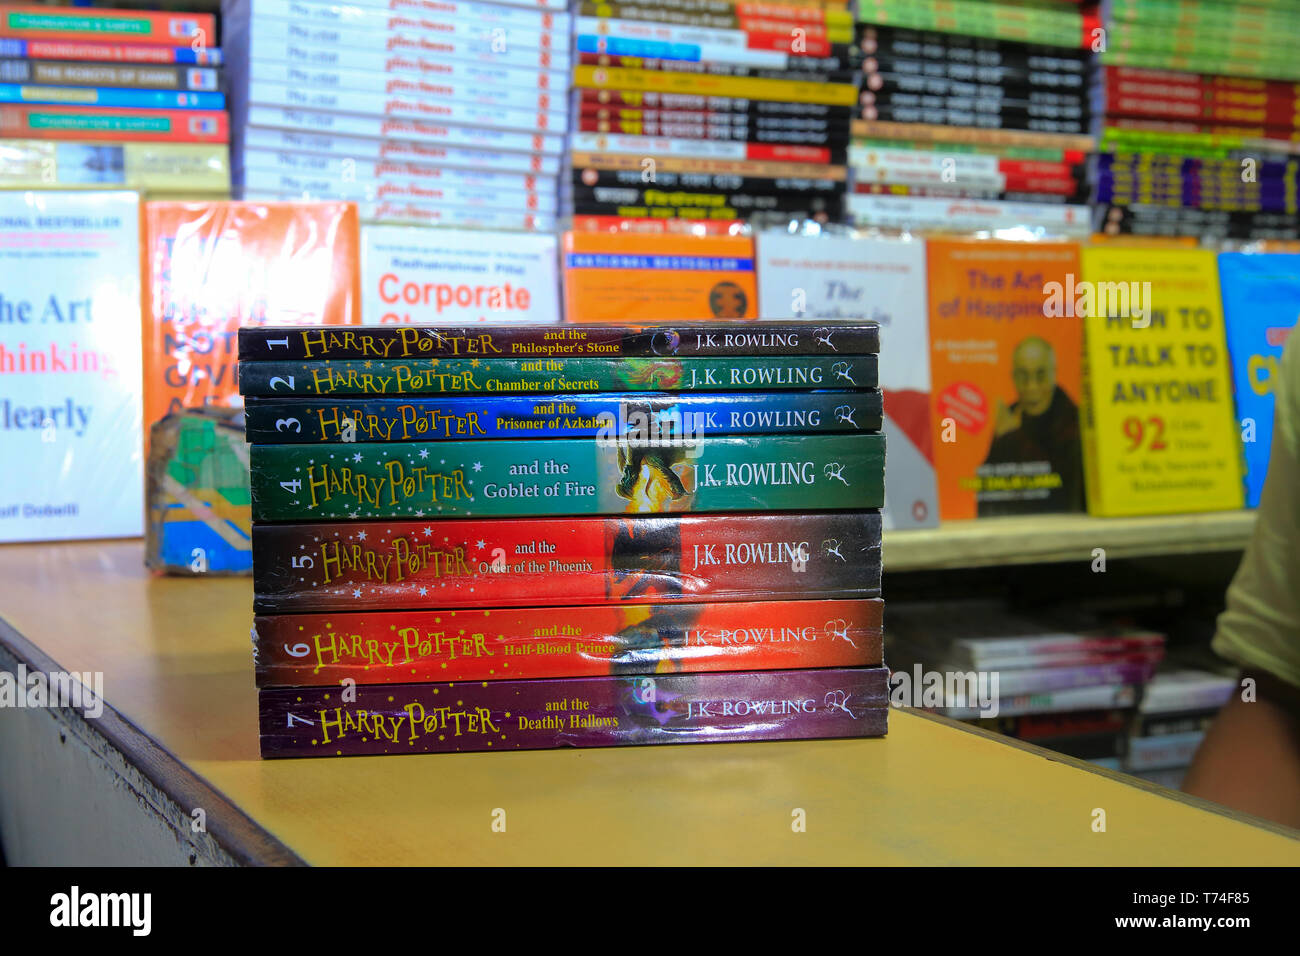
[
  {"x1": 0, "y1": 4, "x2": 230, "y2": 198},
  {"x1": 237, "y1": 321, "x2": 889, "y2": 758},
  {"x1": 887, "y1": 601, "x2": 1167, "y2": 769},
  {"x1": 221, "y1": 0, "x2": 568, "y2": 230},
  {"x1": 1092, "y1": 0, "x2": 1300, "y2": 241},
  {"x1": 566, "y1": 0, "x2": 858, "y2": 233},
  {"x1": 1125, "y1": 666, "x2": 1237, "y2": 787},
  {"x1": 848, "y1": 0, "x2": 1094, "y2": 236}
]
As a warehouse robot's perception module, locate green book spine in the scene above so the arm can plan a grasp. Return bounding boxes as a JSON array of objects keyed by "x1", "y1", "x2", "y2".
[
  {"x1": 237, "y1": 355, "x2": 879, "y2": 396},
  {"x1": 249, "y1": 434, "x2": 885, "y2": 521}
]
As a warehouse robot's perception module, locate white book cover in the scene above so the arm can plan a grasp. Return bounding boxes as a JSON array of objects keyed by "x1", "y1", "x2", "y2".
[
  {"x1": 0, "y1": 190, "x2": 143, "y2": 542},
  {"x1": 361, "y1": 225, "x2": 559, "y2": 324},
  {"x1": 756, "y1": 232, "x2": 937, "y2": 529}
]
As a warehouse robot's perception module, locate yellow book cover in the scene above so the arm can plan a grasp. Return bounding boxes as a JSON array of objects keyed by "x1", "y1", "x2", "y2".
[{"x1": 1078, "y1": 247, "x2": 1244, "y2": 516}]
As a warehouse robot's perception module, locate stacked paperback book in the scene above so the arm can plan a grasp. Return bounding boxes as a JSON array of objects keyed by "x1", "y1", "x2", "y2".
[
  {"x1": 238, "y1": 321, "x2": 888, "y2": 757},
  {"x1": 0, "y1": 4, "x2": 229, "y2": 198},
  {"x1": 566, "y1": 0, "x2": 859, "y2": 232},
  {"x1": 887, "y1": 601, "x2": 1167, "y2": 769},
  {"x1": 221, "y1": 0, "x2": 566, "y2": 230},
  {"x1": 848, "y1": 0, "x2": 1093, "y2": 236},
  {"x1": 1091, "y1": 0, "x2": 1300, "y2": 241}
]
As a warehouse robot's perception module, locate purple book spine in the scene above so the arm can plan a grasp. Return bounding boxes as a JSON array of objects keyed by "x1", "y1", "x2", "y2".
[
  {"x1": 998, "y1": 660, "x2": 1160, "y2": 696},
  {"x1": 260, "y1": 667, "x2": 889, "y2": 758}
]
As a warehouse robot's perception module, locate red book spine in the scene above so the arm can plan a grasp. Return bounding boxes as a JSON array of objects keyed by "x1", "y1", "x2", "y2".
[
  {"x1": 254, "y1": 598, "x2": 884, "y2": 686},
  {"x1": 252, "y1": 512, "x2": 883, "y2": 613},
  {"x1": 571, "y1": 214, "x2": 747, "y2": 234}
]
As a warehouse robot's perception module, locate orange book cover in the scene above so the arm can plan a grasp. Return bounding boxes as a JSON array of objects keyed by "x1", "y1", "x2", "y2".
[
  {"x1": 926, "y1": 239, "x2": 1085, "y2": 520},
  {"x1": 141, "y1": 201, "x2": 361, "y2": 430},
  {"x1": 562, "y1": 231, "x2": 758, "y2": 322}
]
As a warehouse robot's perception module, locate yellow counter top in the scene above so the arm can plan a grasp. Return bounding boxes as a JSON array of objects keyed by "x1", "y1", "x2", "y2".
[{"x1": 1, "y1": 540, "x2": 1295, "y2": 865}]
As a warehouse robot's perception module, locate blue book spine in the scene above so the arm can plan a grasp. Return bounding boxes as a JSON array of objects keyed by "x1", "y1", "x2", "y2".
[
  {"x1": 0, "y1": 83, "x2": 224, "y2": 109},
  {"x1": 1219, "y1": 252, "x2": 1300, "y2": 507},
  {"x1": 243, "y1": 390, "x2": 882, "y2": 443}
]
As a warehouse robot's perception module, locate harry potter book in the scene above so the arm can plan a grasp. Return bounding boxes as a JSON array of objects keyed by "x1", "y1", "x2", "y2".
[
  {"x1": 253, "y1": 597, "x2": 884, "y2": 686},
  {"x1": 248, "y1": 433, "x2": 885, "y2": 520},
  {"x1": 236, "y1": 321, "x2": 881, "y2": 360},
  {"x1": 259, "y1": 666, "x2": 890, "y2": 757},
  {"x1": 236, "y1": 354, "x2": 879, "y2": 396},
  {"x1": 243, "y1": 391, "x2": 882, "y2": 443},
  {"x1": 252, "y1": 511, "x2": 883, "y2": 612}
]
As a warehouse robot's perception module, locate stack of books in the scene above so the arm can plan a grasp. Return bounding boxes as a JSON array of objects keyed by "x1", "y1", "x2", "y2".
[
  {"x1": 848, "y1": 0, "x2": 1094, "y2": 235},
  {"x1": 1091, "y1": 0, "x2": 1300, "y2": 241},
  {"x1": 1125, "y1": 666, "x2": 1236, "y2": 787},
  {"x1": 236, "y1": 321, "x2": 889, "y2": 757},
  {"x1": 887, "y1": 601, "x2": 1167, "y2": 769},
  {"x1": 0, "y1": 4, "x2": 229, "y2": 198},
  {"x1": 221, "y1": 0, "x2": 567, "y2": 230},
  {"x1": 566, "y1": 0, "x2": 859, "y2": 233}
]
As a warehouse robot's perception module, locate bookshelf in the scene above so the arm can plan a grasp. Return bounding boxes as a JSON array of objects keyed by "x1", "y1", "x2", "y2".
[{"x1": 884, "y1": 510, "x2": 1257, "y2": 572}]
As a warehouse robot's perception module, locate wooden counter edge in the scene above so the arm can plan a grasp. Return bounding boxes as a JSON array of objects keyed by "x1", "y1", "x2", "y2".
[
  {"x1": 0, "y1": 613, "x2": 306, "y2": 867},
  {"x1": 905, "y1": 707, "x2": 1300, "y2": 843}
]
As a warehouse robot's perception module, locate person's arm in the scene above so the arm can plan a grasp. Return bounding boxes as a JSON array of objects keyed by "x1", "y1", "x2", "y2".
[
  {"x1": 1183, "y1": 333, "x2": 1300, "y2": 827},
  {"x1": 1182, "y1": 672, "x2": 1300, "y2": 829}
]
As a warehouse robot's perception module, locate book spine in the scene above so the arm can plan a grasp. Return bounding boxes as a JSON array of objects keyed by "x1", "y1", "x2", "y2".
[
  {"x1": 254, "y1": 597, "x2": 884, "y2": 686},
  {"x1": 249, "y1": 2, "x2": 568, "y2": 49},
  {"x1": 0, "y1": 37, "x2": 223, "y2": 65},
  {"x1": 575, "y1": 50, "x2": 856, "y2": 82},
  {"x1": 569, "y1": 192, "x2": 844, "y2": 218},
  {"x1": 241, "y1": 168, "x2": 558, "y2": 214},
  {"x1": 248, "y1": 433, "x2": 886, "y2": 521},
  {"x1": 252, "y1": 510, "x2": 883, "y2": 612},
  {"x1": 0, "y1": 59, "x2": 220, "y2": 91},
  {"x1": 571, "y1": 214, "x2": 746, "y2": 234},
  {"x1": 237, "y1": 355, "x2": 880, "y2": 395},
  {"x1": 262, "y1": 0, "x2": 571, "y2": 33},
  {"x1": 567, "y1": 131, "x2": 836, "y2": 163},
  {"x1": 998, "y1": 660, "x2": 1164, "y2": 697},
  {"x1": 848, "y1": 193, "x2": 1091, "y2": 234},
  {"x1": 0, "y1": 6, "x2": 214, "y2": 45},
  {"x1": 244, "y1": 391, "x2": 881, "y2": 443},
  {"x1": 242, "y1": 126, "x2": 560, "y2": 175},
  {"x1": 245, "y1": 80, "x2": 566, "y2": 135},
  {"x1": 0, "y1": 104, "x2": 228, "y2": 142},
  {"x1": 851, "y1": 118, "x2": 1095, "y2": 151},
  {"x1": 0, "y1": 83, "x2": 224, "y2": 110},
  {"x1": 245, "y1": 38, "x2": 566, "y2": 95},
  {"x1": 0, "y1": 139, "x2": 230, "y2": 192},
  {"x1": 259, "y1": 666, "x2": 890, "y2": 757},
  {"x1": 245, "y1": 104, "x2": 561, "y2": 155},
  {"x1": 574, "y1": 117, "x2": 847, "y2": 150},
  {"x1": 243, "y1": 148, "x2": 552, "y2": 194},
  {"x1": 248, "y1": 15, "x2": 570, "y2": 69},
  {"x1": 574, "y1": 166, "x2": 843, "y2": 194},
  {"x1": 246, "y1": 60, "x2": 561, "y2": 116},
  {"x1": 350, "y1": 200, "x2": 556, "y2": 231},
  {"x1": 572, "y1": 65, "x2": 859, "y2": 106},
  {"x1": 238, "y1": 324, "x2": 878, "y2": 361},
  {"x1": 571, "y1": 148, "x2": 848, "y2": 178},
  {"x1": 574, "y1": 88, "x2": 852, "y2": 119}
]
